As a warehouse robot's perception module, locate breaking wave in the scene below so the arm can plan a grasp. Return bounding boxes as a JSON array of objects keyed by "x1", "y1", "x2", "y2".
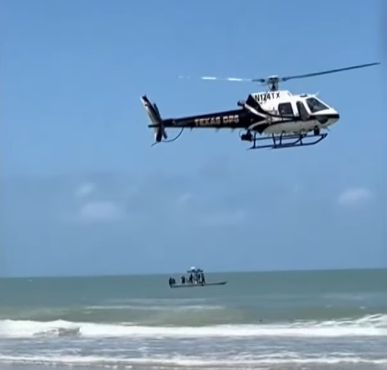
[
  {"x1": 0, "y1": 314, "x2": 386, "y2": 339},
  {"x1": 0, "y1": 353, "x2": 386, "y2": 368}
]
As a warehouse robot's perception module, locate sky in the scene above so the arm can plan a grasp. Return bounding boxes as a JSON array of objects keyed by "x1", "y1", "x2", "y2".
[{"x1": 0, "y1": 0, "x2": 385, "y2": 277}]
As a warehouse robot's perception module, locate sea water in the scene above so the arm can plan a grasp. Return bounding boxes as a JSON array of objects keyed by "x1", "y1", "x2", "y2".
[{"x1": 0, "y1": 268, "x2": 386, "y2": 370}]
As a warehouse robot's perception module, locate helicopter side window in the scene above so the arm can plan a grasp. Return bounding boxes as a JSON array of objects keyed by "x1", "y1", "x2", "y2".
[
  {"x1": 296, "y1": 101, "x2": 309, "y2": 121},
  {"x1": 306, "y1": 97, "x2": 329, "y2": 113},
  {"x1": 278, "y1": 102, "x2": 294, "y2": 116}
]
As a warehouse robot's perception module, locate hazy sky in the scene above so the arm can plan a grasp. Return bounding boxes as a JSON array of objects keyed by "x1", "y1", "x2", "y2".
[{"x1": 1, "y1": 0, "x2": 385, "y2": 277}]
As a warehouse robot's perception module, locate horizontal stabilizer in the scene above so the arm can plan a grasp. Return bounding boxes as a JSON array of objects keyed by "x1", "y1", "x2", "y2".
[{"x1": 141, "y1": 95, "x2": 167, "y2": 143}]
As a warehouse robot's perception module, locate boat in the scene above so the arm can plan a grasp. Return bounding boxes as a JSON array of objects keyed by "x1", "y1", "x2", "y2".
[
  {"x1": 170, "y1": 281, "x2": 227, "y2": 289},
  {"x1": 168, "y1": 266, "x2": 227, "y2": 289}
]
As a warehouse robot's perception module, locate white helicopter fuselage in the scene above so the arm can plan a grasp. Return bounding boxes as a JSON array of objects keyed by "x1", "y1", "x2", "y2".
[{"x1": 250, "y1": 90, "x2": 340, "y2": 135}]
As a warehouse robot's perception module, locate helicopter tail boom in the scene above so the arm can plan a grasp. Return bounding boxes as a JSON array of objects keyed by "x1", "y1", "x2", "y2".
[{"x1": 141, "y1": 95, "x2": 167, "y2": 143}]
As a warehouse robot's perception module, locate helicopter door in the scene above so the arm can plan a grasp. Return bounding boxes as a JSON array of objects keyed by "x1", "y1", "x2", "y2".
[
  {"x1": 296, "y1": 101, "x2": 310, "y2": 121},
  {"x1": 277, "y1": 102, "x2": 294, "y2": 117}
]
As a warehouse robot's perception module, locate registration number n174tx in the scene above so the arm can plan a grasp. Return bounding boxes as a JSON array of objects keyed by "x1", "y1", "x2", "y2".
[
  {"x1": 255, "y1": 92, "x2": 281, "y2": 102},
  {"x1": 195, "y1": 115, "x2": 239, "y2": 126}
]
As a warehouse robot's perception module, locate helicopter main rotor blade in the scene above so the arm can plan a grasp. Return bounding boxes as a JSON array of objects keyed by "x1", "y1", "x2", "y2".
[
  {"x1": 201, "y1": 76, "x2": 255, "y2": 82},
  {"x1": 280, "y1": 62, "x2": 380, "y2": 82},
  {"x1": 177, "y1": 62, "x2": 380, "y2": 87},
  {"x1": 177, "y1": 75, "x2": 266, "y2": 83}
]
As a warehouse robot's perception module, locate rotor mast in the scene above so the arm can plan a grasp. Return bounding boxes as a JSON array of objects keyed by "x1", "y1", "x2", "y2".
[{"x1": 266, "y1": 76, "x2": 280, "y2": 91}]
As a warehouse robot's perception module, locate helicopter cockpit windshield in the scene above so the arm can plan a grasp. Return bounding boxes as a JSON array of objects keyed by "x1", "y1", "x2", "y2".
[{"x1": 305, "y1": 97, "x2": 329, "y2": 113}]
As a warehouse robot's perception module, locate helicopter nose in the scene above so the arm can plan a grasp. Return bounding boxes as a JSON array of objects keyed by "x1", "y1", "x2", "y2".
[
  {"x1": 331, "y1": 112, "x2": 340, "y2": 124},
  {"x1": 316, "y1": 112, "x2": 339, "y2": 124},
  {"x1": 315, "y1": 110, "x2": 339, "y2": 126},
  {"x1": 326, "y1": 113, "x2": 339, "y2": 126}
]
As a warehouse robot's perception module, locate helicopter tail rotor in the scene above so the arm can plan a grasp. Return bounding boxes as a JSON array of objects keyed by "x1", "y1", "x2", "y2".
[{"x1": 140, "y1": 95, "x2": 167, "y2": 144}]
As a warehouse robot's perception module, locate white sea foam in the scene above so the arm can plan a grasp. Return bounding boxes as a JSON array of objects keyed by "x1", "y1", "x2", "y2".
[
  {"x1": 0, "y1": 314, "x2": 385, "y2": 339},
  {"x1": 0, "y1": 353, "x2": 386, "y2": 368}
]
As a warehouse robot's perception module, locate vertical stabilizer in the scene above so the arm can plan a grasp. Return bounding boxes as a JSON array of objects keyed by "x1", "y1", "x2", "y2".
[{"x1": 140, "y1": 95, "x2": 167, "y2": 143}]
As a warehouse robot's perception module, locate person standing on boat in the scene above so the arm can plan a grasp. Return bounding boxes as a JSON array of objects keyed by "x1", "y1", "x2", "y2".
[
  {"x1": 168, "y1": 277, "x2": 175, "y2": 287},
  {"x1": 195, "y1": 270, "x2": 201, "y2": 284}
]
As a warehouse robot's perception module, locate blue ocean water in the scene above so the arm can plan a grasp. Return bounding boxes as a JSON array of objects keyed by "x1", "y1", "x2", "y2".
[{"x1": 0, "y1": 269, "x2": 386, "y2": 370}]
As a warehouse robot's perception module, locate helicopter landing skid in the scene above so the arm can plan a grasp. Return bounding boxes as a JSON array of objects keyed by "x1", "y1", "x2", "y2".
[{"x1": 241, "y1": 131, "x2": 328, "y2": 150}]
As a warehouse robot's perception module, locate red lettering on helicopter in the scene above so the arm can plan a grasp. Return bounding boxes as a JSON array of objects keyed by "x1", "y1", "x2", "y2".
[
  {"x1": 255, "y1": 92, "x2": 281, "y2": 103},
  {"x1": 195, "y1": 115, "x2": 239, "y2": 126}
]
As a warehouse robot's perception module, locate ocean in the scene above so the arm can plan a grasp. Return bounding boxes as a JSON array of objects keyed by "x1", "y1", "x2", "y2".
[{"x1": 0, "y1": 268, "x2": 386, "y2": 370}]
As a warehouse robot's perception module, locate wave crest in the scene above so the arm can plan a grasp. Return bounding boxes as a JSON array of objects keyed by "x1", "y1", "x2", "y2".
[
  {"x1": 0, "y1": 353, "x2": 386, "y2": 368},
  {"x1": 0, "y1": 314, "x2": 385, "y2": 339}
]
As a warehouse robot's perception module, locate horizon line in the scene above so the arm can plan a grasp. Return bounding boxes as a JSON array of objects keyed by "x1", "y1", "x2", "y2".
[{"x1": 1, "y1": 266, "x2": 385, "y2": 280}]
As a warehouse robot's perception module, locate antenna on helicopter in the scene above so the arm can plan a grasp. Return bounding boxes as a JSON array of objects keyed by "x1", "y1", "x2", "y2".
[{"x1": 178, "y1": 62, "x2": 380, "y2": 92}]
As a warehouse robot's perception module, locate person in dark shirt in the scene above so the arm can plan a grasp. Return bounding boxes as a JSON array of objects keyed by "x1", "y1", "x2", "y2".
[{"x1": 168, "y1": 277, "x2": 176, "y2": 287}]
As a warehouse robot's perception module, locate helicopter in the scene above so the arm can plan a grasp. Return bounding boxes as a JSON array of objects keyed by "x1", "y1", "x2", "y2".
[{"x1": 141, "y1": 62, "x2": 380, "y2": 150}]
